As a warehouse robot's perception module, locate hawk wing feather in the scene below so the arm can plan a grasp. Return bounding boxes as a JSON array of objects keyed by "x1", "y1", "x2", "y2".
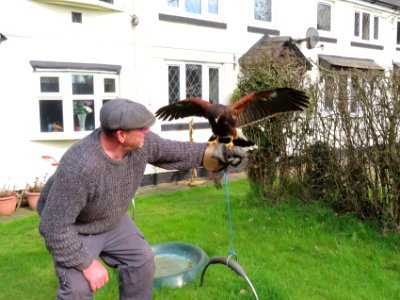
[
  {"x1": 155, "y1": 98, "x2": 211, "y2": 121},
  {"x1": 232, "y1": 88, "x2": 309, "y2": 127}
]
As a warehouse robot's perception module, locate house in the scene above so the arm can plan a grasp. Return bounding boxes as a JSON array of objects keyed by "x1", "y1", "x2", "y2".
[{"x1": 0, "y1": 0, "x2": 399, "y2": 188}]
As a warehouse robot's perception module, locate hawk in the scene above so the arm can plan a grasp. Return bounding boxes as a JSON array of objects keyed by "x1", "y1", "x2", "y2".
[{"x1": 155, "y1": 87, "x2": 309, "y2": 148}]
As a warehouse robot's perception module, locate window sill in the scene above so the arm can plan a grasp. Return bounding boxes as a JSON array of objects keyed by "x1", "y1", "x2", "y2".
[
  {"x1": 247, "y1": 25, "x2": 280, "y2": 36},
  {"x1": 319, "y1": 36, "x2": 338, "y2": 44},
  {"x1": 30, "y1": 131, "x2": 92, "y2": 141},
  {"x1": 160, "y1": 122, "x2": 210, "y2": 131},
  {"x1": 31, "y1": 0, "x2": 124, "y2": 12},
  {"x1": 159, "y1": 13, "x2": 227, "y2": 29},
  {"x1": 351, "y1": 41, "x2": 384, "y2": 50}
]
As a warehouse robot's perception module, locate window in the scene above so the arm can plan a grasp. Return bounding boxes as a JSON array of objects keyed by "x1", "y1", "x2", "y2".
[
  {"x1": 35, "y1": 72, "x2": 119, "y2": 136},
  {"x1": 39, "y1": 100, "x2": 64, "y2": 132},
  {"x1": 321, "y1": 74, "x2": 335, "y2": 111},
  {"x1": 254, "y1": 0, "x2": 272, "y2": 22},
  {"x1": 354, "y1": 11, "x2": 379, "y2": 41},
  {"x1": 397, "y1": 21, "x2": 400, "y2": 45},
  {"x1": 317, "y1": 2, "x2": 331, "y2": 31},
  {"x1": 373, "y1": 16, "x2": 379, "y2": 40},
  {"x1": 350, "y1": 76, "x2": 360, "y2": 113},
  {"x1": 321, "y1": 73, "x2": 369, "y2": 114},
  {"x1": 104, "y1": 78, "x2": 116, "y2": 93},
  {"x1": 40, "y1": 77, "x2": 59, "y2": 93},
  {"x1": 186, "y1": 0, "x2": 201, "y2": 14},
  {"x1": 72, "y1": 75, "x2": 93, "y2": 95},
  {"x1": 167, "y1": 0, "x2": 218, "y2": 15},
  {"x1": 209, "y1": 68, "x2": 219, "y2": 103},
  {"x1": 71, "y1": 12, "x2": 82, "y2": 23},
  {"x1": 186, "y1": 64, "x2": 202, "y2": 98},
  {"x1": 99, "y1": 0, "x2": 114, "y2": 4},
  {"x1": 168, "y1": 66, "x2": 180, "y2": 104},
  {"x1": 167, "y1": 62, "x2": 220, "y2": 105}
]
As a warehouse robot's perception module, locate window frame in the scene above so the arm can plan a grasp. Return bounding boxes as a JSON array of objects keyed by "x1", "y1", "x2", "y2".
[
  {"x1": 317, "y1": 1, "x2": 332, "y2": 33},
  {"x1": 353, "y1": 9, "x2": 380, "y2": 43},
  {"x1": 250, "y1": 0, "x2": 275, "y2": 28},
  {"x1": 165, "y1": 61, "x2": 222, "y2": 114},
  {"x1": 320, "y1": 72, "x2": 371, "y2": 116},
  {"x1": 31, "y1": 70, "x2": 119, "y2": 140},
  {"x1": 165, "y1": 0, "x2": 221, "y2": 20}
]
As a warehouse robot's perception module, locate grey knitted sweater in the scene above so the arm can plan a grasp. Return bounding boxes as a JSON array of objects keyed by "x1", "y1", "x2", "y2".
[{"x1": 37, "y1": 129, "x2": 207, "y2": 271}]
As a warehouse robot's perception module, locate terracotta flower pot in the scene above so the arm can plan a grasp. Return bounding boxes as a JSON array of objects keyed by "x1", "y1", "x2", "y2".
[
  {"x1": 0, "y1": 193, "x2": 17, "y2": 215},
  {"x1": 24, "y1": 191, "x2": 41, "y2": 211}
]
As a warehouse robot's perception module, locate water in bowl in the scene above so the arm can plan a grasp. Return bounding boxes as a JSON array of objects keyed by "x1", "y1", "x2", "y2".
[{"x1": 154, "y1": 254, "x2": 193, "y2": 277}]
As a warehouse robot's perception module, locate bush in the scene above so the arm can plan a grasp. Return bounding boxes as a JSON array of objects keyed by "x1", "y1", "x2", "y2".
[{"x1": 236, "y1": 45, "x2": 400, "y2": 232}]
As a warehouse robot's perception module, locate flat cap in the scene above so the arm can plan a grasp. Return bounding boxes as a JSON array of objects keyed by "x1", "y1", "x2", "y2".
[{"x1": 100, "y1": 98, "x2": 156, "y2": 130}]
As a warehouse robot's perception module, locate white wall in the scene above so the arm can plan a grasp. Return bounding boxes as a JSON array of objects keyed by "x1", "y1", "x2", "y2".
[{"x1": 0, "y1": 0, "x2": 399, "y2": 188}]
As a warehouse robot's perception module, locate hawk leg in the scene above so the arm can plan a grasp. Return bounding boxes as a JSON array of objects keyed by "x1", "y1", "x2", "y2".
[{"x1": 207, "y1": 135, "x2": 219, "y2": 145}]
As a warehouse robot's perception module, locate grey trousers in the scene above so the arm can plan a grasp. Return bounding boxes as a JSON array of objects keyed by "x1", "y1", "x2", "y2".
[{"x1": 54, "y1": 214, "x2": 154, "y2": 300}]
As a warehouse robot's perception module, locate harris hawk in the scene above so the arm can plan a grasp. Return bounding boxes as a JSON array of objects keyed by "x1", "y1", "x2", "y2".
[{"x1": 155, "y1": 87, "x2": 310, "y2": 148}]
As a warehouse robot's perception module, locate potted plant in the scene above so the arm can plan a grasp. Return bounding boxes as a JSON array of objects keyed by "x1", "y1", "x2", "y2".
[
  {"x1": 24, "y1": 175, "x2": 47, "y2": 211},
  {"x1": 0, "y1": 185, "x2": 18, "y2": 215}
]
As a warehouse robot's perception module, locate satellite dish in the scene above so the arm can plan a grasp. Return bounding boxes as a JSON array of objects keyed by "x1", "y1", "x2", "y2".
[{"x1": 306, "y1": 27, "x2": 319, "y2": 49}]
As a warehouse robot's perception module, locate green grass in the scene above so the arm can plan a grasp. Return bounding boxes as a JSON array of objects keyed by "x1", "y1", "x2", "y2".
[{"x1": 0, "y1": 179, "x2": 399, "y2": 299}]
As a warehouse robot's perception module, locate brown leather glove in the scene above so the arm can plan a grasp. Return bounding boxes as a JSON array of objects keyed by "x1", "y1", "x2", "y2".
[{"x1": 202, "y1": 143, "x2": 246, "y2": 172}]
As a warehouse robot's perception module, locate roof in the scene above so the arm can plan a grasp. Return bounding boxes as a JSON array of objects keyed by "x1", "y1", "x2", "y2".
[
  {"x1": 318, "y1": 54, "x2": 384, "y2": 71},
  {"x1": 360, "y1": 0, "x2": 400, "y2": 10},
  {"x1": 29, "y1": 60, "x2": 122, "y2": 74},
  {"x1": 239, "y1": 35, "x2": 312, "y2": 70}
]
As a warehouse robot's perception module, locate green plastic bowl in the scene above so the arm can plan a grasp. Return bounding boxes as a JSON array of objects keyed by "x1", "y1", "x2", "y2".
[{"x1": 151, "y1": 242, "x2": 210, "y2": 288}]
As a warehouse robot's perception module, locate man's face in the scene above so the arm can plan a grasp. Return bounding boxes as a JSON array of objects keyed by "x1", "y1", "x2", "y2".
[{"x1": 122, "y1": 128, "x2": 150, "y2": 150}]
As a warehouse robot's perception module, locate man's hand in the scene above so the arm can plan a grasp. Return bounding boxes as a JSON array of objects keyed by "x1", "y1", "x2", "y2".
[
  {"x1": 82, "y1": 259, "x2": 109, "y2": 292},
  {"x1": 203, "y1": 143, "x2": 247, "y2": 172}
]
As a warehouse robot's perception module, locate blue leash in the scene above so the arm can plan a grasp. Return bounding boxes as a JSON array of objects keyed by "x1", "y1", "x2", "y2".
[
  {"x1": 200, "y1": 170, "x2": 259, "y2": 300},
  {"x1": 223, "y1": 170, "x2": 237, "y2": 259}
]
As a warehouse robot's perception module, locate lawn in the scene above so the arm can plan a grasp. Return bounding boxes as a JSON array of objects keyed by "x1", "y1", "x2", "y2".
[{"x1": 0, "y1": 178, "x2": 399, "y2": 299}]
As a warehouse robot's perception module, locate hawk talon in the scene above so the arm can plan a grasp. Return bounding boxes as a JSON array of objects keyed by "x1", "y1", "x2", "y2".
[{"x1": 225, "y1": 140, "x2": 235, "y2": 149}]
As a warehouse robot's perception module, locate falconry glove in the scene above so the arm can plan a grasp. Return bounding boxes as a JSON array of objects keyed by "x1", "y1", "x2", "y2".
[{"x1": 203, "y1": 143, "x2": 246, "y2": 172}]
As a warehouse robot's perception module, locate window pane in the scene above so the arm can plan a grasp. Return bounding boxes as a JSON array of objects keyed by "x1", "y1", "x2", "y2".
[
  {"x1": 324, "y1": 76, "x2": 334, "y2": 110},
  {"x1": 373, "y1": 16, "x2": 379, "y2": 40},
  {"x1": 209, "y1": 68, "x2": 219, "y2": 104},
  {"x1": 71, "y1": 12, "x2": 82, "y2": 23},
  {"x1": 168, "y1": 66, "x2": 180, "y2": 104},
  {"x1": 254, "y1": 0, "x2": 271, "y2": 22},
  {"x1": 99, "y1": 0, "x2": 113, "y2": 4},
  {"x1": 397, "y1": 22, "x2": 400, "y2": 44},
  {"x1": 350, "y1": 77, "x2": 359, "y2": 113},
  {"x1": 72, "y1": 75, "x2": 94, "y2": 95},
  {"x1": 186, "y1": 64, "x2": 202, "y2": 98},
  {"x1": 73, "y1": 100, "x2": 94, "y2": 131},
  {"x1": 168, "y1": 0, "x2": 179, "y2": 7},
  {"x1": 186, "y1": 0, "x2": 201, "y2": 13},
  {"x1": 208, "y1": 0, "x2": 218, "y2": 14},
  {"x1": 362, "y1": 13, "x2": 370, "y2": 40},
  {"x1": 104, "y1": 78, "x2": 115, "y2": 93},
  {"x1": 317, "y1": 3, "x2": 331, "y2": 31},
  {"x1": 354, "y1": 12, "x2": 360, "y2": 36},
  {"x1": 40, "y1": 77, "x2": 59, "y2": 93},
  {"x1": 39, "y1": 100, "x2": 64, "y2": 132}
]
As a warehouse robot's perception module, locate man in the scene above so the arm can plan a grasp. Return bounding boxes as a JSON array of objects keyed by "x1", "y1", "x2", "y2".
[{"x1": 37, "y1": 98, "x2": 245, "y2": 299}]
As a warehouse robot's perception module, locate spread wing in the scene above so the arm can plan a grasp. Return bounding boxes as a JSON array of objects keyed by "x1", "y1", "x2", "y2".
[
  {"x1": 231, "y1": 88, "x2": 309, "y2": 127},
  {"x1": 155, "y1": 98, "x2": 212, "y2": 121}
]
